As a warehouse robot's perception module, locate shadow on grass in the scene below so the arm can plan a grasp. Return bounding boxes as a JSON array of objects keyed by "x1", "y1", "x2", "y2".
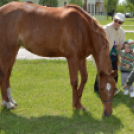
[
  {"x1": 113, "y1": 91, "x2": 134, "y2": 114},
  {"x1": 94, "y1": 90, "x2": 134, "y2": 115},
  {"x1": 0, "y1": 108, "x2": 123, "y2": 134}
]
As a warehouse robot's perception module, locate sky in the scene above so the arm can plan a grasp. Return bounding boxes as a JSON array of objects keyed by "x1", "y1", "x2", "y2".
[{"x1": 119, "y1": 0, "x2": 125, "y2": 4}]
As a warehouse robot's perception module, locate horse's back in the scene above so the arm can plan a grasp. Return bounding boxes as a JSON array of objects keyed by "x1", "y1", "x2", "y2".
[{"x1": 0, "y1": 2, "x2": 90, "y2": 58}]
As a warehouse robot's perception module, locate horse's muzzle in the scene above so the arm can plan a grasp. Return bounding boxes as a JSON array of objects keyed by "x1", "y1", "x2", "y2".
[{"x1": 103, "y1": 109, "x2": 112, "y2": 117}]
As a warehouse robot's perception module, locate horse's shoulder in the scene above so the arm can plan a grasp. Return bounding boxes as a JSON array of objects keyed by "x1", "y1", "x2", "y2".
[{"x1": 61, "y1": 6, "x2": 84, "y2": 20}]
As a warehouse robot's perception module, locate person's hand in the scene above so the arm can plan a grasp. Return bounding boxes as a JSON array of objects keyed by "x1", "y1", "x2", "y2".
[
  {"x1": 126, "y1": 84, "x2": 129, "y2": 88},
  {"x1": 126, "y1": 64, "x2": 130, "y2": 69}
]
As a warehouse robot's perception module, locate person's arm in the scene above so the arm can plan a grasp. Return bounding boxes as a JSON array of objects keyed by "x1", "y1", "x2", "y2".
[{"x1": 116, "y1": 45, "x2": 123, "y2": 56}]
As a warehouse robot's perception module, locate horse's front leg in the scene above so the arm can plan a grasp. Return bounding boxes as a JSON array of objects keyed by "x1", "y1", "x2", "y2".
[
  {"x1": 67, "y1": 58, "x2": 79, "y2": 109},
  {"x1": 0, "y1": 48, "x2": 19, "y2": 109},
  {"x1": 77, "y1": 59, "x2": 88, "y2": 110},
  {"x1": 6, "y1": 65, "x2": 17, "y2": 106},
  {"x1": 0, "y1": 72, "x2": 15, "y2": 109}
]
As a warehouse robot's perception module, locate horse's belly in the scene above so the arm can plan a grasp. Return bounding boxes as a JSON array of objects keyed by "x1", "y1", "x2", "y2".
[{"x1": 25, "y1": 46, "x2": 65, "y2": 58}]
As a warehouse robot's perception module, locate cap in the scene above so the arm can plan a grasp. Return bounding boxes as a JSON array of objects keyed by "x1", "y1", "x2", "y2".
[
  {"x1": 126, "y1": 39, "x2": 134, "y2": 44},
  {"x1": 114, "y1": 13, "x2": 125, "y2": 22}
]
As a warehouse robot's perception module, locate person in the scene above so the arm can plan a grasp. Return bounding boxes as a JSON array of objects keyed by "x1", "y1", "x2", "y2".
[
  {"x1": 126, "y1": 70, "x2": 134, "y2": 88},
  {"x1": 116, "y1": 41, "x2": 134, "y2": 97},
  {"x1": 94, "y1": 13, "x2": 126, "y2": 94}
]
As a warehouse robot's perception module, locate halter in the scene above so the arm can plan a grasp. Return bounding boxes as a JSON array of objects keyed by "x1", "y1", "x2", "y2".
[{"x1": 101, "y1": 98, "x2": 113, "y2": 102}]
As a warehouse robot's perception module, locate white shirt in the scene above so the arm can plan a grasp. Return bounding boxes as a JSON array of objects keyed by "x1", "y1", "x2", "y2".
[
  {"x1": 103, "y1": 22, "x2": 126, "y2": 51},
  {"x1": 92, "y1": 22, "x2": 126, "y2": 69}
]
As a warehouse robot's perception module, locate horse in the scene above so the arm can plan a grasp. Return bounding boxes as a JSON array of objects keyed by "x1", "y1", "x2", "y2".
[{"x1": 0, "y1": 2, "x2": 115, "y2": 116}]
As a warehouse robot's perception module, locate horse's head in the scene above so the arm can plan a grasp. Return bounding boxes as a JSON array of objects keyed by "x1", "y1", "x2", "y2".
[{"x1": 98, "y1": 71, "x2": 116, "y2": 117}]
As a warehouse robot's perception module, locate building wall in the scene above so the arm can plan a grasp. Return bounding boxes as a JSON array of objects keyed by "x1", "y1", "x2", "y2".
[{"x1": 85, "y1": 0, "x2": 104, "y2": 13}]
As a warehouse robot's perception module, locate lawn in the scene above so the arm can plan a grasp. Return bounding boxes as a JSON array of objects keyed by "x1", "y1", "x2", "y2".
[
  {"x1": 98, "y1": 17, "x2": 134, "y2": 30},
  {"x1": 0, "y1": 60, "x2": 134, "y2": 134},
  {"x1": 126, "y1": 33, "x2": 134, "y2": 40},
  {"x1": 98, "y1": 17, "x2": 134, "y2": 25}
]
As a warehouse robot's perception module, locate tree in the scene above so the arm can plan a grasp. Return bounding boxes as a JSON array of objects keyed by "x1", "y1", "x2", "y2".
[
  {"x1": 0, "y1": 0, "x2": 19, "y2": 6},
  {"x1": 69, "y1": 0, "x2": 84, "y2": 7},
  {"x1": 127, "y1": 0, "x2": 134, "y2": 5},
  {"x1": 39, "y1": 0, "x2": 58, "y2": 7},
  {"x1": 116, "y1": 1, "x2": 127, "y2": 13},
  {"x1": 126, "y1": 0, "x2": 134, "y2": 15},
  {"x1": 104, "y1": 0, "x2": 119, "y2": 19},
  {"x1": 104, "y1": 0, "x2": 119, "y2": 14}
]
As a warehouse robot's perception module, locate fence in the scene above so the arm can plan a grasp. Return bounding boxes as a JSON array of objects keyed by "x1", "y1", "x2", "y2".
[{"x1": 90, "y1": 12, "x2": 107, "y2": 20}]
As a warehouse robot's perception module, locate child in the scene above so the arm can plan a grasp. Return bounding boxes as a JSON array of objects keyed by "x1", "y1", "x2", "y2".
[
  {"x1": 126, "y1": 70, "x2": 134, "y2": 88},
  {"x1": 116, "y1": 41, "x2": 134, "y2": 97}
]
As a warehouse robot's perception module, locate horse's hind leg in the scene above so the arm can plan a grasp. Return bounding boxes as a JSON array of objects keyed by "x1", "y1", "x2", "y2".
[
  {"x1": 67, "y1": 58, "x2": 79, "y2": 109},
  {"x1": 77, "y1": 58, "x2": 88, "y2": 110}
]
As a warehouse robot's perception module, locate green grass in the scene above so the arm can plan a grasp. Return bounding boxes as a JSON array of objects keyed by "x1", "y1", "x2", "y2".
[
  {"x1": 0, "y1": 60, "x2": 134, "y2": 134},
  {"x1": 98, "y1": 18, "x2": 134, "y2": 30},
  {"x1": 98, "y1": 17, "x2": 134, "y2": 25},
  {"x1": 122, "y1": 26, "x2": 134, "y2": 30},
  {"x1": 126, "y1": 33, "x2": 134, "y2": 40}
]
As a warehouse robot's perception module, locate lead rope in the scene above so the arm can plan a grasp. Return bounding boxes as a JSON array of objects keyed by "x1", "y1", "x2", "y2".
[
  {"x1": 128, "y1": 87, "x2": 134, "y2": 109},
  {"x1": 114, "y1": 86, "x2": 134, "y2": 109},
  {"x1": 114, "y1": 85, "x2": 126, "y2": 96}
]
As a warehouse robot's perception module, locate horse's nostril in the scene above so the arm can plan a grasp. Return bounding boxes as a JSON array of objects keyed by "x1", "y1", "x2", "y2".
[
  {"x1": 103, "y1": 109, "x2": 112, "y2": 117},
  {"x1": 103, "y1": 109, "x2": 107, "y2": 116}
]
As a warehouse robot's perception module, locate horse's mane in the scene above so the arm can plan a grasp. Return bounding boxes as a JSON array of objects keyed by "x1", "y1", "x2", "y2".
[
  {"x1": 65, "y1": 5, "x2": 107, "y2": 40},
  {"x1": 65, "y1": 5, "x2": 112, "y2": 74}
]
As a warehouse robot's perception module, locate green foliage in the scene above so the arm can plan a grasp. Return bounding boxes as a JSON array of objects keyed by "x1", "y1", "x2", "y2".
[
  {"x1": 104, "y1": 0, "x2": 119, "y2": 13},
  {"x1": 69, "y1": 0, "x2": 84, "y2": 7},
  {"x1": 127, "y1": 0, "x2": 134, "y2": 5},
  {"x1": 126, "y1": 0, "x2": 134, "y2": 14},
  {"x1": 0, "y1": 0, "x2": 19, "y2": 6},
  {"x1": 116, "y1": 1, "x2": 127, "y2": 13},
  {"x1": 117, "y1": 0, "x2": 134, "y2": 14},
  {"x1": 39, "y1": 0, "x2": 58, "y2": 7}
]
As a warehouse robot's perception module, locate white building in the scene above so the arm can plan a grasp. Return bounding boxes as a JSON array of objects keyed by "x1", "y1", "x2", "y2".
[{"x1": 84, "y1": 0, "x2": 104, "y2": 14}]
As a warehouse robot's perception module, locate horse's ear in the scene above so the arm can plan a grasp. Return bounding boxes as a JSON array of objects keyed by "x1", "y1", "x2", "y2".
[{"x1": 111, "y1": 70, "x2": 116, "y2": 77}]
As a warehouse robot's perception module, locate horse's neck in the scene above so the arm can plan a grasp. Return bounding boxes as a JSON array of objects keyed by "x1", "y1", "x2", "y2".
[
  {"x1": 92, "y1": 44, "x2": 112, "y2": 75},
  {"x1": 92, "y1": 54, "x2": 100, "y2": 72}
]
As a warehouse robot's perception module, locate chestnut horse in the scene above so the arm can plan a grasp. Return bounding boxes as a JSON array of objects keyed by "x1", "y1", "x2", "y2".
[{"x1": 0, "y1": 2, "x2": 115, "y2": 116}]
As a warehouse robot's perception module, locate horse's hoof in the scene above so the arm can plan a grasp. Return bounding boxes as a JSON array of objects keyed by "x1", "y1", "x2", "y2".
[
  {"x1": 6, "y1": 102, "x2": 15, "y2": 109},
  {"x1": 81, "y1": 107, "x2": 86, "y2": 111},
  {"x1": 13, "y1": 102, "x2": 18, "y2": 106},
  {"x1": 7, "y1": 106, "x2": 16, "y2": 110},
  {"x1": 1, "y1": 103, "x2": 6, "y2": 107}
]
